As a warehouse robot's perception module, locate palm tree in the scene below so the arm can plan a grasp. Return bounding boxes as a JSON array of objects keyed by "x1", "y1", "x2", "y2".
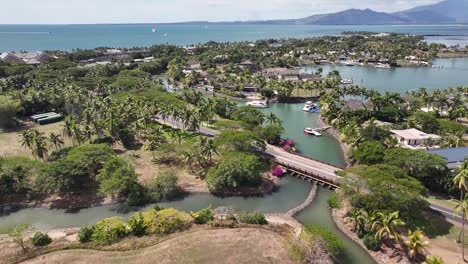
[
  {"x1": 405, "y1": 229, "x2": 428, "y2": 261},
  {"x1": 30, "y1": 130, "x2": 49, "y2": 161},
  {"x1": 372, "y1": 211, "x2": 405, "y2": 243},
  {"x1": 18, "y1": 130, "x2": 34, "y2": 150},
  {"x1": 183, "y1": 151, "x2": 195, "y2": 173},
  {"x1": 48, "y1": 132, "x2": 64, "y2": 150},
  {"x1": 198, "y1": 137, "x2": 218, "y2": 162},
  {"x1": 144, "y1": 127, "x2": 165, "y2": 159},
  {"x1": 265, "y1": 112, "x2": 282, "y2": 126},
  {"x1": 384, "y1": 136, "x2": 400, "y2": 149},
  {"x1": 453, "y1": 159, "x2": 468, "y2": 260}
]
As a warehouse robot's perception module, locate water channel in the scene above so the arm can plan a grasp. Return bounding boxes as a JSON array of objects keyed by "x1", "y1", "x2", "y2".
[{"x1": 5, "y1": 59, "x2": 467, "y2": 262}]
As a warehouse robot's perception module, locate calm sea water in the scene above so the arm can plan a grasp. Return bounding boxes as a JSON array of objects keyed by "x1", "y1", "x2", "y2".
[
  {"x1": 303, "y1": 57, "x2": 468, "y2": 92},
  {"x1": 0, "y1": 24, "x2": 467, "y2": 51}
]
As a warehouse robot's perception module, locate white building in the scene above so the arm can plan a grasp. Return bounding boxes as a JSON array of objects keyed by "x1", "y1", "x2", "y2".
[{"x1": 390, "y1": 128, "x2": 441, "y2": 149}]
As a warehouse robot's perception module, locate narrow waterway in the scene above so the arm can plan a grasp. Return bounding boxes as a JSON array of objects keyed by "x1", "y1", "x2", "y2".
[
  {"x1": 296, "y1": 187, "x2": 376, "y2": 264},
  {"x1": 261, "y1": 103, "x2": 345, "y2": 167},
  {"x1": 0, "y1": 176, "x2": 310, "y2": 231}
]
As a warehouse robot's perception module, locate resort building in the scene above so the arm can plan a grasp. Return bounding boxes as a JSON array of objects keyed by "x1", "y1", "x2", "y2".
[
  {"x1": 341, "y1": 99, "x2": 368, "y2": 111},
  {"x1": 390, "y1": 128, "x2": 442, "y2": 149},
  {"x1": 426, "y1": 147, "x2": 468, "y2": 169},
  {"x1": 236, "y1": 60, "x2": 261, "y2": 74},
  {"x1": 0, "y1": 51, "x2": 53, "y2": 65}
]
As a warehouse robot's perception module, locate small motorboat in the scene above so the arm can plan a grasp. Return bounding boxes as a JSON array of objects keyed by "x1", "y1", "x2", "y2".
[
  {"x1": 302, "y1": 101, "x2": 321, "y2": 113},
  {"x1": 374, "y1": 63, "x2": 391, "y2": 69},
  {"x1": 152, "y1": 28, "x2": 157, "y2": 33},
  {"x1": 341, "y1": 79, "x2": 353, "y2": 84},
  {"x1": 246, "y1": 100, "x2": 268, "y2": 109},
  {"x1": 304, "y1": 127, "x2": 321, "y2": 136}
]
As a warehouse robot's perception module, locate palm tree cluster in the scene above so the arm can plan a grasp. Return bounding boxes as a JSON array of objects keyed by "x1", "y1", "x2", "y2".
[
  {"x1": 18, "y1": 130, "x2": 63, "y2": 160},
  {"x1": 346, "y1": 208, "x2": 438, "y2": 262}
]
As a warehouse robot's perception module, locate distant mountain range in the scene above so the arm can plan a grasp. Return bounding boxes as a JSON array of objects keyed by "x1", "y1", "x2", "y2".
[{"x1": 170, "y1": 0, "x2": 468, "y2": 25}]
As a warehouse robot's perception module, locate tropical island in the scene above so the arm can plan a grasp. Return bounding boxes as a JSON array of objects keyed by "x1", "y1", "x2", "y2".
[{"x1": 0, "y1": 32, "x2": 467, "y2": 264}]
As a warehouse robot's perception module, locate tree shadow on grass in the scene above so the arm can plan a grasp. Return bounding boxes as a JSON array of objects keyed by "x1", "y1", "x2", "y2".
[{"x1": 408, "y1": 209, "x2": 453, "y2": 239}]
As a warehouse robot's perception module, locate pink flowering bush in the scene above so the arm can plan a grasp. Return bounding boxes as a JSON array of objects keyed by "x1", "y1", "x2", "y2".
[{"x1": 271, "y1": 166, "x2": 284, "y2": 177}]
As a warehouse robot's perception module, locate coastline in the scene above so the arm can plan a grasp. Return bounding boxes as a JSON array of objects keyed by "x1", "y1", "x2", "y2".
[{"x1": 315, "y1": 115, "x2": 352, "y2": 166}]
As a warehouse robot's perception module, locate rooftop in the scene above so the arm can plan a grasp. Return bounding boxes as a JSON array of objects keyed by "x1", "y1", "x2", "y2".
[
  {"x1": 390, "y1": 128, "x2": 441, "y2": 140},
  {"x1": 426, "y1": 147, "x2": 468, "y2": 168}
]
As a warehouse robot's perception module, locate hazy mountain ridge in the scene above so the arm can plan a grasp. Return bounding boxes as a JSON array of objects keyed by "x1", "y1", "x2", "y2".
[{"x1": 166, "y1": 0, "x2": 468, "y2": 25}]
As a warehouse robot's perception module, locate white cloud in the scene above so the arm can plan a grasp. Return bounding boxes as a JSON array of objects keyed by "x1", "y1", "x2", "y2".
[{"x1": 0, "y1": 0, "x2": 442, "y2": 24}]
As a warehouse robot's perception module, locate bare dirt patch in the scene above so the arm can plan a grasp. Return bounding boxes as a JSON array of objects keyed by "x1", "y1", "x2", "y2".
[{"x1": 20, "y1": 228, "x2": 293, "y2": 264}]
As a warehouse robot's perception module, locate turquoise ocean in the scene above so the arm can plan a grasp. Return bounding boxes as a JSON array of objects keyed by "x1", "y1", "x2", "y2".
[{"x1": 0, "y1": 24, "x2": 467, "y2": 52}]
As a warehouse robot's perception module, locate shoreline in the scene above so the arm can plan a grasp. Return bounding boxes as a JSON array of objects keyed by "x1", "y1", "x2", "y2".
[{"x1": 315, "y1": 115, "x2": 352, "y2": 167}]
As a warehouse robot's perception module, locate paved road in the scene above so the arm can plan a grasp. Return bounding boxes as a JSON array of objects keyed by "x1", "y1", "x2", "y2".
[
  {"x1": 265, "y1": 145, "x2": 341, "y2": 182},
  {"x1": 429, "y1": 202, "x2": 463, "y2": 224}
]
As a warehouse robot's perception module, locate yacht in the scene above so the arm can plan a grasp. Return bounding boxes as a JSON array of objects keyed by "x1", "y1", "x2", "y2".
[
  {"x1": 304, "y1": 128, "x2": 322, "y2": 136},
  {"x1": 374, "y1": 63, "x2": 391, "y2": 69},
  {"x1": 246, "y1": 100, "x2": 268, "y2": 109},
  {"x1": 302, "y1": 101, "x2": 321, "y2": 113},
  {"x1": 341, "y1": 79, "x2": 353, "y2": 84}
]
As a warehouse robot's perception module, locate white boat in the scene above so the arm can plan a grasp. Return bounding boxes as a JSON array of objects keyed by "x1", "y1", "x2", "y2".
[
  {"x1": 374, "y1": 63, "x2": 391, "y2": 69},
  {"x1": 304, "y1": 127, "x2": 321, "y2": 136},
  {"x1": 343, "y1": 60, "x2": 355, "y2": 66},
  {"x1": 152, "y1": 28, "x2": 157, "y2": 33},
  {"x1": 302, "y1": 101, "x2": 321, "y2": 113},
  {"x1": 246, "y1": 100, "x2": 268, "y2": 108},
  {"x1": 341, "y1": 79, "x2": 353, "y2": 84}
]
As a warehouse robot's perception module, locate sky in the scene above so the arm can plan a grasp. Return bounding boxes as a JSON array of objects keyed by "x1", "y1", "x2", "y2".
[{"x1": 0, "y1": 0, "x2": 442, "y2": 24}]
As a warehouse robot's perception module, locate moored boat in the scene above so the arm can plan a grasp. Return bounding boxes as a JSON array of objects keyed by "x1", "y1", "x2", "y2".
[
  {"x1": 304, "y1": 127, "x2": 322, "y2": 136},
  {"x1": 246, "y1": 100, "x2": 268, "y2": 108},
  {"x1": 374, "y1": 63, "x2": 391, "y2": 69},
  {"x1": 302, "y1": 101, "x2": 321, "y2": 113}
]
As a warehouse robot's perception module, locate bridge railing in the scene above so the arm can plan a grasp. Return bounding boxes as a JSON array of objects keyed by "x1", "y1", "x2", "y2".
[
  {"x1": 276, "y1": 160, "x2": 339, "y2": 186},
  {"x1": 273, "y1": 147, "x2": 345, "y2": 170}
]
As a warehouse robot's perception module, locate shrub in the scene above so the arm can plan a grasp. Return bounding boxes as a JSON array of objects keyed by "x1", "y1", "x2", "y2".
[
  {"x1": 363, "y1": 234, "x2": 380, "y2": 251},
  {"x1": 31, "y1": 232, "x2": 52, "y2": 246},
  {"x1": 210, "y1": 220, "x2": 237, "y2": 228},
  {"x1": 206, "y1": 152, "x2": 264, "y2": 192},
  {"x1": 126, "y1": 183, "x2": 148, "y2": 206},
  {"x1": 142, "y1": 208, "x2": 192, "y2": 234},
  {"x1": 327, "y1": 193, "x2": 341, "y2": 209},
  {"x1": 128, "y1": 212, "x2": 146, "y2": 236},
  {"x1": 226, "y1": 214, "x2": 237, "y2": 222},
  {"x1": 192, "y1": 208, "x2": 215, "y2": 224},
  {"x1": 118, "y1": 128, "x2": 136, "y2": 149},
  {"x1": 307, "y1": 225, "x2": 345, "y2": 256},
  {"x1": 78, "y1": 226, "x2": 94, "y2": 243},
  {"x1": 96, "y1": 156, "x2": 139, "y2": 198},
  {"x1": 146, "y1": 170, "x2": 180, "y2": 202},
  {"x1": 238, "y1": 212, "x2": 267, "y2": 225},
  {"x1": 91, "y1": 217, "x2": 128, "y2": 245}
]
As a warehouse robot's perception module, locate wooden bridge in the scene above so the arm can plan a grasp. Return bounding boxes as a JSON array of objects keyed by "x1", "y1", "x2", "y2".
[{"x1": 266, "y1": 145, "x2": 342, "y2": 189}]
